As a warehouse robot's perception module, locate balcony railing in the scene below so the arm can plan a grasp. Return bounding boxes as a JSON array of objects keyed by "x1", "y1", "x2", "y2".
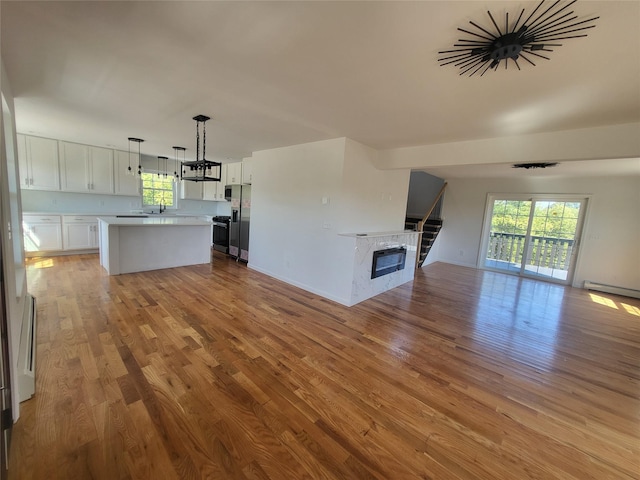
[{"x1": 487, "y1": 232, "x2": 575, "y2": 271}]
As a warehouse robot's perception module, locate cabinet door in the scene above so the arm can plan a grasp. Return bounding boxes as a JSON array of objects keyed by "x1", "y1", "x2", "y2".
[
  {"x1": 242, "y1": 159, "x2": 253, "y2": 184},
  {"x1": 64, "y1": 223, "x2": 94, "y2": 250},
  {"x1": 26, "y1": 136, "x2": 60, "y2": 190},
  {"x1": 23, "y1": 215, "x2": 62, "y2": 252},
  {"x1": 226, "y1": 162, "x2": 243, "y2": 185},
  {"x1": 202, "y1": 182, "x2": 217, "y2": 201},
  {"x1": 114, "y1": 150, "x2": 140, "y2": 196},
  {"x1": 217, "y1": 164, "x2": 229, "y2": 200},
  {"x1": 59, "y1": 141, "x2": 89, "y2": 192},
  {"x1": 89, "y1": 146, "x2": 114, "y2": 194},
  {"x1": 180, "y1": 181, "x2": 203, "y2": 200},
  {"x1": 89, "y1": 224, "x2": 99, "y2": 248}
]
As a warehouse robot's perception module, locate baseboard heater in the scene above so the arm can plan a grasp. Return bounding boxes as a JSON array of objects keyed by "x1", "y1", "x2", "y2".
[
  {"x1": 584, "y1": 281, "x2": 640, "y2": 300},
  {"x1": 17, "y1": 293, "x2": 36, "y2": 402}
]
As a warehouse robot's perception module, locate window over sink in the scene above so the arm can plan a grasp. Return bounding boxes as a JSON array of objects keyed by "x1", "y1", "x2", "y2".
[{"x1": 141, "y1": 172, "x2": 176, "y2": 208}]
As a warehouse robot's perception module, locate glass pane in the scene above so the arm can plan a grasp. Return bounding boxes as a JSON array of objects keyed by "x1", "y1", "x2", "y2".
[
  {"x1": 523, "y1": 200, "x2": 582, "y2": 282},
  {"x1": 485, "y1": 199, "x2": 531, "y2": 273}
]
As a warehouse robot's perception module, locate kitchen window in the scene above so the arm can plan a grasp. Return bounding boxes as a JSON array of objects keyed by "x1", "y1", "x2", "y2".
[{"x1": 141, "y1": 172, "x2": 176, "y2": 208}]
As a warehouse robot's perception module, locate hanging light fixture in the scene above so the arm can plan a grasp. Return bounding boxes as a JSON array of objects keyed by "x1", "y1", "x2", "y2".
[
  {"x1": 437, "y1": 0, "x2": 599, "y2": 76},
  {"x1": 181, "y1": 115, "x2": 222, "y2": 182},
  {"x1": 157, "y1": 156, "x2": 168, "y2": 178},
  {"x1": 127, "y1": 137, "x2": 144, "y2": 176},
  {"x1": 173, "y1": 146, "x2": 185, "y2": 183}
]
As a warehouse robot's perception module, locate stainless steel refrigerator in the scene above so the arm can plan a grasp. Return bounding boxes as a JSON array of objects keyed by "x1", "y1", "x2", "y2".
[{"x1": 228, "y1": 184, "x2": 251, "y2": 262}]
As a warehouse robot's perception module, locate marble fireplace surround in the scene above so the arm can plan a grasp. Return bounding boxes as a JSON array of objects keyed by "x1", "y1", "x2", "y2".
[{"x1": 339, "y1": 231, "x2": 420, "y2": 306}]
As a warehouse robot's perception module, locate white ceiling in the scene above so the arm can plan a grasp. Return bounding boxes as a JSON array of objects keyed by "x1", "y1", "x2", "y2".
[{"x1": 2, "y1": 1, "x2": 639, "y2": 179}]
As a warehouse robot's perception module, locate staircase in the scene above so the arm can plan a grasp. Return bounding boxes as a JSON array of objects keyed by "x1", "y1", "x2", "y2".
[
  {"x1": 406, "y1": 217, "x2": 443, "y2": 268},
  {"x1": 406, "y1": 182, "x2": 447, "y2": 269}
]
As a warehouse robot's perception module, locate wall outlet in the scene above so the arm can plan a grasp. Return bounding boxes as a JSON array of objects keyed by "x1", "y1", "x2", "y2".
[{"x1": 323, "y1": 222, "x2": 331, "y2": 229}]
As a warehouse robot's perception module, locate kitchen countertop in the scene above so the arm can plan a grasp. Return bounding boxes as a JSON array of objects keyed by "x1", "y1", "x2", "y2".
[{"x1": 97, "y1": 216, "x2": 212, "y2": 226}]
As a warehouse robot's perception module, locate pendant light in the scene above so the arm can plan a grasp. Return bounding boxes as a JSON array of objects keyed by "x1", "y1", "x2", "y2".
[
  {"x1": 157, "y1": 156, "x2": 168, "y2": 178},
  {"x1": 182, "y1": 114, "x2": 222, "y2": 182},
  {"x1": 127, "y1": 137, "x2": 144, "y2": 176},
  {"x1": 173, "y1": 146, "x2": 186, "y2": 183}
]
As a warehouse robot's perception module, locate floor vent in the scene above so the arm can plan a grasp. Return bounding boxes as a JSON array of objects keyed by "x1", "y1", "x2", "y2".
[
  {"x1": 17, "y1": 294, "x2": 36, "y2": 402},
  {"x1": 584, "y1": 281, "x2": 640, "y2": 300}
]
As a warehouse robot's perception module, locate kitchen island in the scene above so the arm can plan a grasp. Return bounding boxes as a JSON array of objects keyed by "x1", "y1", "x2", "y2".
[{"x1": 98, "y1": 216, "x2": 212, "y2": 275}]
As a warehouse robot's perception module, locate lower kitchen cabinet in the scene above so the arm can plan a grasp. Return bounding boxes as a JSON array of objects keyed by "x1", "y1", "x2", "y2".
[
  {"x1": 22, "y1": 214, "x2": 63, "y2": 253},
  {"x1": 63, "y1": 215, "x2": 99, "y2": 250}
]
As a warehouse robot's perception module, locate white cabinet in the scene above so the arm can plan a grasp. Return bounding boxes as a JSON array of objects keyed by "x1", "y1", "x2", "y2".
[
  {"x1": 59, "y1": 142, "x2": 114, "y2": 194},
  {"x1": 203, "y1": 164, "x2": 228, "y2": 201},
  {"x1": 226, "y1": 162, "x2": 243, "y2": 185},
  {"x1": 22, "y1": 214, "x2": 62, "y2": 253},
  {"x1": 242, "y1": 158, "x2": 253, "y2": 184},
  {"x1": 17, "y1": 134, "x2": 60, "y2": 191},
  {"x1": 63, "y1": 215, "x2": 99, "y2": 250},
  {"x1": 90, "y1": 146, "x2": 115, "y2": 194},
  {"x1": 114, "y1": 150, "x2": 140, "y2": 196},
  {"x1": 180, "y1": 180, "x2": 203, "y2": 200}
]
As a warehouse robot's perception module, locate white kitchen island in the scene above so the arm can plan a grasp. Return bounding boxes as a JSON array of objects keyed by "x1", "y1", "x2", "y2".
[{"x1": 98, "y1": 216, "x2": 212, "y2": 275}]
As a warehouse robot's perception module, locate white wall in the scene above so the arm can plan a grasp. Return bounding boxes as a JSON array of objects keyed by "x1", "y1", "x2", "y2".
[
  {"x1": 406, "y1": 171, "x2": 445, "y2": 218},
  {"x1": 339, "y1": 139, "x2": 409, "y2": 233},
  {"x1": 249, "y1": 137, "x2": 411, "y2": 305},
  {"x1": 433, "y1": 175, "x2": 640, "y2": 291}
]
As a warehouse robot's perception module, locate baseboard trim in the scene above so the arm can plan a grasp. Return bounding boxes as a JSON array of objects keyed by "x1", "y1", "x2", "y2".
[{"x1": 584, "y1": 281, "x2": 640, "y2": 300}]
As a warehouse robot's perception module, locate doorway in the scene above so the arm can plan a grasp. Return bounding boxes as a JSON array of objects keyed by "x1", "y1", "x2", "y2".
[{"x1": 480, "y1": 195, "x2": 588, "y2": 284}]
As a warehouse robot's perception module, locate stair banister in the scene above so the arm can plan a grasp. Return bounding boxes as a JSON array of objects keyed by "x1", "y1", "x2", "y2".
[{"x1": 415, "y1": 182, "x2": 447, "y2": 270}]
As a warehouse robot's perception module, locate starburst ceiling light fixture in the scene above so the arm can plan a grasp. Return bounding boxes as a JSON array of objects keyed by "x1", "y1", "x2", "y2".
[
  {"x1": 513, "y1": 162, "x2": 558, "y2": 169},
  {"x1": 438, "y1": 0, "x2": 599, "y2": 76}
]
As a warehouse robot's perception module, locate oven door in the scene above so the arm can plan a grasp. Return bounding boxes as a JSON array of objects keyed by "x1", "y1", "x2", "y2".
[{"x1": 212, "y1": 222, "x2": 229, "y2": 253}]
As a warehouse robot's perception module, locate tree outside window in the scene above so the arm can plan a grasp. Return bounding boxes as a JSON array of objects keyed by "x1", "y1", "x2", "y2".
[{"x1": 141, "y1": 172, "x2": 175, "y2": 207}]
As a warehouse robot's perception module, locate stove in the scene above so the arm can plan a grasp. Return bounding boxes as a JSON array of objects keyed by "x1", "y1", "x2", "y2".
[{"x1": 212, "y1": 216, "x2": 230, "y2": 253}]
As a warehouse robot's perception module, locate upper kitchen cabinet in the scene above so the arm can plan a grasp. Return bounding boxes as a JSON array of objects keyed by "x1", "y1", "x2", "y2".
[
  {"x1": 241, "y1": 157, "x2": 253, "y2": 184},
  {"x1": 203, "y1": 163, "x2": 228, "y2": 201},
  {"x1": 180, "y1": 179, "x2": 203, "y2": 200},
  {"x1": 59, "y1": 141, "x2": 114, "y2": 194},
  {"x1": 17, "y1": 134, "x2": 61, "y2": 191},
  {"x1": 114, "y1": 150, "x2": 140, "y2": 196},
  {"x1": 226, "y1": 162, "x2": 243, "y2": 185}
]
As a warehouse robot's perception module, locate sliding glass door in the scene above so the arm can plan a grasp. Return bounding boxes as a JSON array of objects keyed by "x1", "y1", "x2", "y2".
[{"x1": 481, "y1": 195, "x2": 587, "y2": 284}]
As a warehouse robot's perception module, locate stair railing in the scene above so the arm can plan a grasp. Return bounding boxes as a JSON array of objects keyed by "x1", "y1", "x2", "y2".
[{"x1": 415, "y1": 182, "x2": 447, "y2": 270}]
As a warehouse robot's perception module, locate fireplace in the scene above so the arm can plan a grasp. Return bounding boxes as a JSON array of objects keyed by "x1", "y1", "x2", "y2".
[{"x1": 371, "y1": 247, "x2": 407, "y2": 279}]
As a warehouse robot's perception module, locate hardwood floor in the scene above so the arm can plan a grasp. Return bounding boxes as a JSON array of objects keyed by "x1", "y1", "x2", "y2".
[{"x1": 8, "y1": 252, "x2": 640, "y2": 479}]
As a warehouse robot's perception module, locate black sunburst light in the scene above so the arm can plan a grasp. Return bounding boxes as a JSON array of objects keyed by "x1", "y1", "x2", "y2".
[{"x1": 438, "y1": 0, "x2": 599, "y2": 76}]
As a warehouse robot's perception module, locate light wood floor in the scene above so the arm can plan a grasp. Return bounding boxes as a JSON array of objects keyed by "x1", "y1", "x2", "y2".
[{"x1": 8, "y1": 252, "x2": 640, "y2": 479}]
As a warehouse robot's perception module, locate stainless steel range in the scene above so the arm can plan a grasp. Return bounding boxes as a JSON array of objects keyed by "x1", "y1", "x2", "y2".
[{"x1": 212, "y1": 216, "x2": 230, "y2": 253}]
